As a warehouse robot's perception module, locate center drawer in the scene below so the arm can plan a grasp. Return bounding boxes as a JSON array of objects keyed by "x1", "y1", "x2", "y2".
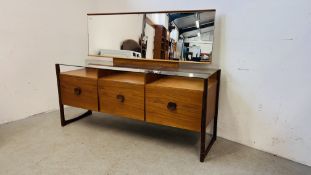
[{"x1": 98, "y1": 72, "x2": 145, "y2": 121}]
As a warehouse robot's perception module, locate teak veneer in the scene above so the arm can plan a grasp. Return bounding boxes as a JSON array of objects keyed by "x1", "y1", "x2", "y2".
[
  {"x1": 145, "y1": 76, "x2": 218, "y2": 132},
  {"x1": 59, "y1": 69, "x2": 99, "y2": 111},
  {"x1": 99, "y1": 72, "x2": 146, "y2": 121}
]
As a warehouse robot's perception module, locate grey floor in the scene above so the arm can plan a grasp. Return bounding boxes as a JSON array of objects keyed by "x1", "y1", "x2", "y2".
[{"x1": 0, "y1": 108, "x2": 310, "y2": 175}]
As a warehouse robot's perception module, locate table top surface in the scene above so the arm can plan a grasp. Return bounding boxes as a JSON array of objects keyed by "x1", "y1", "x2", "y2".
[{"x1": 58, "y1": 63, "x2": 220, "y2": 79}]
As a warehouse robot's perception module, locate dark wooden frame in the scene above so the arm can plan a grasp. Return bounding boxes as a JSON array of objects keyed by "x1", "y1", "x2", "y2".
[
  {"x1": 87, "y1": 9, "x2": 216, "y2": 16},
  {"x1": 200, "y1": 69, "x2": 221, "y2": 162},
  {"x1": 55, "y1": 64, "x2": 92, "y2": 126}
]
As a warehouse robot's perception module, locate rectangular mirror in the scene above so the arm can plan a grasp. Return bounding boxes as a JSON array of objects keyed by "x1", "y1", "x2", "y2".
[{"x1": 88, "y1": 10, "x2": 215, "y2": 63}]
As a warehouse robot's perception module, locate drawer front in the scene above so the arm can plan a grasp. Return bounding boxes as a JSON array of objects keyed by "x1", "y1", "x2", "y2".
[
  {"x1": 60, "y1": 75, "x2": 98, "y2": 111},
  {"x1": 146, "y1": 86, "x2": 203, "y2": 132},
  {"x1": 99, "y1": 81, "x2": 144, "y2": 121}
]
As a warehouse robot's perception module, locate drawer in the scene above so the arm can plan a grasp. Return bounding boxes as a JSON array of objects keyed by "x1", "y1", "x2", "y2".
[
  {"x1": 146, "y1": 77, "x2": 204, "y2": 132},
  {"x1": 98, "y1": 72, "x2": 145, "y2": 121},
  {"x1": 60, "y1": 69, "x2": 99, "y2": 111}
]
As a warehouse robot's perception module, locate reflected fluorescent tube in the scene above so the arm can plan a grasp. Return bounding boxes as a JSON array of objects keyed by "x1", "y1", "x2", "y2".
[
  {"x1": 196, "y1": 20, "x2": 200, "y2": 28},
  {"x1": 197, "y1": 32, "x2": 200, "y2": 37}
]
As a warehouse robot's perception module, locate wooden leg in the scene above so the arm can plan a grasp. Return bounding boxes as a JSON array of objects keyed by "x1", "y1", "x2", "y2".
[
  {"x1": 60, "y1": 109, "x2": 92, "y2": 126},
  {"x1": 55, "y1": 64, "x2": 92, "y2": 126},
  {"x1": 200, "y1": 70, "x2": 221, "y2": 162}
]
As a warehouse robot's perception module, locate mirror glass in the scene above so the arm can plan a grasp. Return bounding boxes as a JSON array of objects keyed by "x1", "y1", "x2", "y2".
[{"x1": 88, "y1": 10, "x2": 215, "y2": 63}]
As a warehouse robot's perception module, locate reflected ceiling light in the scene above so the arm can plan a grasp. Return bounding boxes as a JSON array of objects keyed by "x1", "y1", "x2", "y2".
[
  {"x1": 196, "y1": 20, "x2": 200, "y2": 28},
  {"x1": 197, "y1": 32, "x2": 200, "y2": 37}
]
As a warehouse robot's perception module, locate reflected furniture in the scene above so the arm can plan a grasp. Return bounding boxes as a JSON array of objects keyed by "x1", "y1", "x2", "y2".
[{"x1": 153, "y1": 25, "x2": 169, "y2": 60}]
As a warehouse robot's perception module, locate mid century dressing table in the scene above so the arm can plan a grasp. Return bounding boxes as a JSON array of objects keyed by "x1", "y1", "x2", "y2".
[{"x1": 55, "y1": 10, "x2": 220, "y2": 162}]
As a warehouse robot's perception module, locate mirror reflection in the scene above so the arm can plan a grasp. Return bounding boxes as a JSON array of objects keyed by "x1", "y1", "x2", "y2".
[{"x1": 88, "y1": 10, "x2": 215, "y2": 63}]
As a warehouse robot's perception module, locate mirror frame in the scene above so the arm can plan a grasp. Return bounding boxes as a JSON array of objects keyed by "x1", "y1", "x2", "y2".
[{"x1": 87, "y1": 9, "x2": 216, "y2": 64}]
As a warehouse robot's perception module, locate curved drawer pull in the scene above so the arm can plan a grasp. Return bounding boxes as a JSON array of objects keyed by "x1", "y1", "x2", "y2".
[
  {"x1": 74, "y1": 87, "x2": 82, "y2": 96},
  {"x1": 167, "y1": 102, "x2": 177, "y2": 111},
  {"x1": 116, "y1": 94, "x2": 125, "y2": 103}
]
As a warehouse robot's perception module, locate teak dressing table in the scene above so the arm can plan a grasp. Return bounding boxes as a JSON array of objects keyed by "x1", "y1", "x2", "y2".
[
  {"x1": 55, "y1": 60, "x2": 220, "y2": 162},
  {"x1": 57, "y1": 9, "x2": 219, "y2": 162}
]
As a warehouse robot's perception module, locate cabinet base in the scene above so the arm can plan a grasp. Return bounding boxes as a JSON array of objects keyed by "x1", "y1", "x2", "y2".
[{"x1": 55, "y1": 64, "x2": 220, "y2": 162}]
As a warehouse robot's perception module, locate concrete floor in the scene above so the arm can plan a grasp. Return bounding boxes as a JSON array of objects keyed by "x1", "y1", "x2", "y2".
[{"x1": 0, "y1": 108, "x2": 310, "y2": 175}]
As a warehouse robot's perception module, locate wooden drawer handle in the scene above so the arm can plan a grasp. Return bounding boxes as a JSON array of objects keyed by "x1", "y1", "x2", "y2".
[
  {"x1": 167, "y1": 102, "x2": 177, "y2": 111},
  {"x1": 74, "y1": 87, "x2": 82, "y2": 96},
  {"x1": 116, "y1": 94, "x2": 125, "y2": 103}
]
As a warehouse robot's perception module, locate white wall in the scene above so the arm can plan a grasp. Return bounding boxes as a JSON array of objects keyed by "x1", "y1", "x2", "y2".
[
  {"x1": 0, "y1": 0, "x2": 95, "y2": 124},
  {"x1": 88, "y1": 14, "x2": 143, "y2": 55},
  {"x1": 185, "y1": 40, "x2": 213, "y2": 54},
  {"x1": 0, "y1": 0, "x2": 310, "y2": 167},
  {"x1": 170, "y1": 27, "x2": 179, "y2": 41},
  {"x1": 144, "y1": 14, "x2": 169, "y2": 59},
  {"x1": 93, "y1": 0, "x2": 311, "y2": 166},
  {"x1": 145, "y1": 23, "x2": 155, "y2": 59},
  {"x1": 147, "y1": 13, "x2": 169, "y2": 29}
]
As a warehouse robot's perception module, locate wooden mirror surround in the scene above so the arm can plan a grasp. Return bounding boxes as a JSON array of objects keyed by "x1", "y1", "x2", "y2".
[{"x1": 87, "y1": 9, "x2": 216, "y2": 66}]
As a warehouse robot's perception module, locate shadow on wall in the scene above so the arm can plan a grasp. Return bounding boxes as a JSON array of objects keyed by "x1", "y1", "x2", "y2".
[
  {"x1": 211, "y1": 15, "x2": 224, "y2": 68},
  {"x1": 200, "y1": 14, "x2": 253, "y2": 146},
  {"x1": 218, "y1": 73, "x2": 252, "y2": 143}
]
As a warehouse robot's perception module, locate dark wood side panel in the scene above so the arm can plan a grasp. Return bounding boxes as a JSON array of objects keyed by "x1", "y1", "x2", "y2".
[{"x1": 206, "y1": 78, "x2": 218, "y2": 126}]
